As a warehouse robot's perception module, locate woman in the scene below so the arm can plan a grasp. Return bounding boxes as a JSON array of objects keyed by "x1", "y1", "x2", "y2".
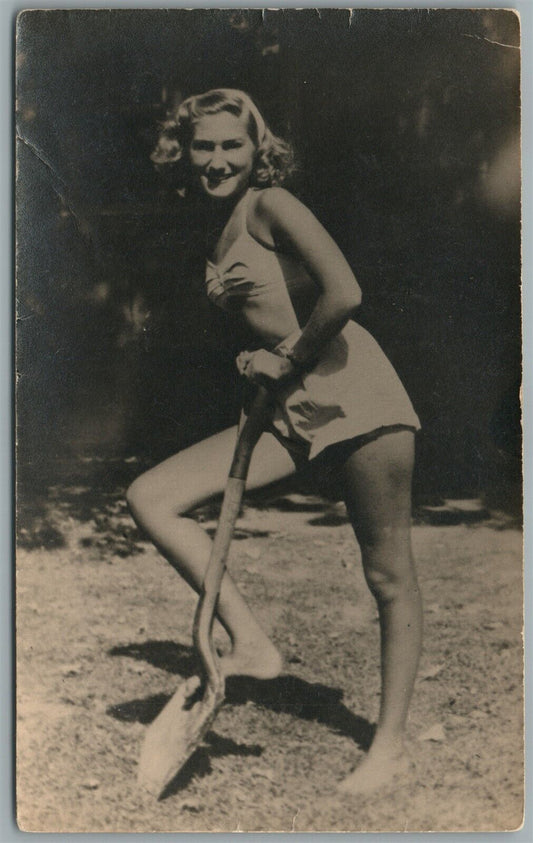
[{"x1": 128, "y1": 88, "x2": 422, "y2": 794}]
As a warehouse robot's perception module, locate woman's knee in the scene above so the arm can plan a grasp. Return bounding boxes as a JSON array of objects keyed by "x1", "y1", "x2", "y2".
[
  {"x1": 126, "y1": 470, "x2": 160, "y2": 522},
  {"x1": 126, "y1": 466, "x2": 188, "y2": 524},
  {"x1": 127, "y1": 446, "x2": 224, "y2": 525},
  {"x1": 364, "y1": 564, "x2": 402, "y2": 603},
  {"x1": 360, "y1": 532, "x2": 416, "y2": 603}
]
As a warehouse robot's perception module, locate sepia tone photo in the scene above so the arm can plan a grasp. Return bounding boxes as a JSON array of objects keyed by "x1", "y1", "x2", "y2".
[{"x1": 16, "y1": 8, "x2": 522, "y2": 833}]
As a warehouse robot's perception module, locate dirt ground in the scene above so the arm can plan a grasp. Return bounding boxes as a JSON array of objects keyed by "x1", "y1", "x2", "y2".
[{"x1": 16, "y1": 470, "x2": 523, "y2": 832}]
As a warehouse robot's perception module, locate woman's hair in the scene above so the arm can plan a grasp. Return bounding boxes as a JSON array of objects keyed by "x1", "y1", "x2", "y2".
[{"x1": 151, "y1": 88, "x2": 294, "y2": 189}]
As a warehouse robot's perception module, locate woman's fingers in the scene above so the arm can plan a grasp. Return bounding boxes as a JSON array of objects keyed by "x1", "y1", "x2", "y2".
[
  {"x1": 236, "y1": 349, "x2": 293, "y2": 385},
  {"x1": 237, "y1": 350, "x2": 267, "y2": 382},
  {"x1": 235, "y1": 351, "x2": 253, "y2": 375}
]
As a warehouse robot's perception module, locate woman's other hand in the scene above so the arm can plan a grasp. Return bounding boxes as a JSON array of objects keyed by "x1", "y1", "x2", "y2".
[{"x1": 236, "y1": 349, "x2": 296, "y2": 388}]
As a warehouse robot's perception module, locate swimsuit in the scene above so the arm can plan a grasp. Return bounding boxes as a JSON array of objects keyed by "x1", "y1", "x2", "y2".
[{"x1": 205, "y1": 189, "x2": 420, "y2": 461}]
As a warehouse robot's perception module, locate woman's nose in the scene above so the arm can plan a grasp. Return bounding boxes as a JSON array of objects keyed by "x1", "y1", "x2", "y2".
[{"x1": 208, "y1": 148, "x2": 227, "y2": 171}]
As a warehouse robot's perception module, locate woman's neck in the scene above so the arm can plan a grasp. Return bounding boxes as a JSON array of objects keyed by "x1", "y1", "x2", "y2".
[
  {"x1": 204, "y1": 188, "x2": 250, "y2": 243},
  {"x1": 207, "y1": 186, "x2": 249, "y2": 221}
]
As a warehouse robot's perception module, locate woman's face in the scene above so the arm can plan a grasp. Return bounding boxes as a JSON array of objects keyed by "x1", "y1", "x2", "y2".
[{"x1": 189, "y1": 111, "x2": 256, "y2": 200}]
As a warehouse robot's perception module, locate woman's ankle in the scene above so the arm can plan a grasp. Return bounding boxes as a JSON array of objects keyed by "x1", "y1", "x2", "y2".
[{"x1": 367, "y1": 731, "x2": 406, "y2": 759}]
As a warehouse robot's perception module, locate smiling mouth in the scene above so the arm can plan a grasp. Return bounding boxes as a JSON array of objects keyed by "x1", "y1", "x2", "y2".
[{"x1": 206, "y1": 173, "x2": 233, "y2": 185}]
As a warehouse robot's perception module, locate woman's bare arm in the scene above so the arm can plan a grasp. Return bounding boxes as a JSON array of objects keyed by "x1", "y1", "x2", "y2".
[{"x1": 255, "y1": 187, "x2": 362, "y2": 370}]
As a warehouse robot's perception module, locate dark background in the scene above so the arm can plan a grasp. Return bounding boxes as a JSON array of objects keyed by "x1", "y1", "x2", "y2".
[{"x1": 16, "y1": 8, "x2": 521, "y2": 509}]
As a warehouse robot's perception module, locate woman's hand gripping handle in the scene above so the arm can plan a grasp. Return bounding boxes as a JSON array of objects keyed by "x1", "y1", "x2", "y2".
[{"x1": 236, "y1": 348, "x2": 298, "y2": 391}]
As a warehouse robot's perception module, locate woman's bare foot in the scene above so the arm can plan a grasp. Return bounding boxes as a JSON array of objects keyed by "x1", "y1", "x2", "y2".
[
  {"x1": 338, "y1": 746, "x2": 411, "y2": 796},
  {"x1": 219, "y1": 635, "x2": 283, "y2": 679}
]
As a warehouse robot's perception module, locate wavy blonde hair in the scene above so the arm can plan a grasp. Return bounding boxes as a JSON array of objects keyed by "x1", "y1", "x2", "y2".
[{"x1": 151, "y1": 88, "x2": 294, "y2": 189}]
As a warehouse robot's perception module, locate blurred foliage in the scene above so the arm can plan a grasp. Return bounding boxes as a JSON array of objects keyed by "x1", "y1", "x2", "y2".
[{"x1": 16, "y1": 9, "x2": 521, "y2": 505}]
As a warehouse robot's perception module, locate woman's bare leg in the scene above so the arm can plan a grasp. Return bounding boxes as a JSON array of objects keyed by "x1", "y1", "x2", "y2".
[
  {"x1": 337, "y1": 430, "x2": 423, "y2": 794},
  {"x1": 127, "y1": 426, "x2": 296, "y2": 678}
]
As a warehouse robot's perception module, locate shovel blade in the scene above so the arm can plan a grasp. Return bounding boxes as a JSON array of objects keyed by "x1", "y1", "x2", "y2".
[{"x1": 138, "y1": 675, "x2": 224, "y2": 797}]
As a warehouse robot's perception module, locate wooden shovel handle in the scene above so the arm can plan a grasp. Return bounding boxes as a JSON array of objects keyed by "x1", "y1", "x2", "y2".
[
  {"x1": 193, "y1": 386, "x2": 273, "y2": 688},
  {"x1": 230, "y1": 385, "x2": 274, "y2": 479}
]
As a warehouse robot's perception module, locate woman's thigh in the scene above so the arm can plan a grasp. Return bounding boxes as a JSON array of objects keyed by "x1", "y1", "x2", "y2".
[
  {"x1": 340, "y1": 430, "x2": 415, "y2": 547},
  {"x1": 130, "y1": 426, "x2": 297, "y2": 516}
]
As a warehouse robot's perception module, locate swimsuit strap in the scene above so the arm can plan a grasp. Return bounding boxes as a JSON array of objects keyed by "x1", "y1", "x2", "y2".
[{"x1": 239, "y1": 188, "x2": 255, "y2": 238}]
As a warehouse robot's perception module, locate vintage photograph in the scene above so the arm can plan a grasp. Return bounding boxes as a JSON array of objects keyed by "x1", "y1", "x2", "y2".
[{"x1": 16, "y1": 8, "x2": 522, "y2": 832}]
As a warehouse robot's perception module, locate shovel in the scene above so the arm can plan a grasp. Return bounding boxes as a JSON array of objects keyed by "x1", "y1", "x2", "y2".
[{"x1": 137, "y1": 386, "x2": 273, "y2": 797}]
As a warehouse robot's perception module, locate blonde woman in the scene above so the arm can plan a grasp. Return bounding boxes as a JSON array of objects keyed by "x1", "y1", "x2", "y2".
[{"x1": 128, "y1": 89, "x2": 422, "y2": 794}]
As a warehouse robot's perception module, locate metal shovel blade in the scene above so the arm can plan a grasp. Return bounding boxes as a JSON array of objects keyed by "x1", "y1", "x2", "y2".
[{"x1": 137, "y1": 675, "x2": 224, "y2": 797}]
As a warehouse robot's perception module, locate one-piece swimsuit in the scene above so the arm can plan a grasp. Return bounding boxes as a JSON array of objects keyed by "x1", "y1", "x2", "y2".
[{"x1": 205, "y1": 188, "x2": 420, "y2": 462}]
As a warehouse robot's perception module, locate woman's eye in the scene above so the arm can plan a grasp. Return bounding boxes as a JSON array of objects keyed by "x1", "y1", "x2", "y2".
[
  {"x1": 191, "y1": 141, "x2": 213, "y2": 152},
  {"x1": 223, "y1": 141, "x2": 243, "y2": 150}
]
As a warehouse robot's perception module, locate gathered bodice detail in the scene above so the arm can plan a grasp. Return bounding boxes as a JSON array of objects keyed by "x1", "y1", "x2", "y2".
[
  {"x1": 205, "y1": 244, "x2": 276, "y2": 310},
  {"x1": 204, "y1": 190, "x2": 313, "y2": 336}
]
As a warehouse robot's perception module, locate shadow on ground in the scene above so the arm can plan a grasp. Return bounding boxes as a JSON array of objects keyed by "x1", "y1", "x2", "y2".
[
  {"x1": 108, "y1": 638, "x2": 375, "y2": 796},
  {"x1": 109, "y1": 640, "x2": 200, "y2": 678},
  {"x1": 158, "y1": 731, "x2": 264, "y2": 799},
  {"x1": 225, "y1": 674, "x2": 375, "y2": 751}
]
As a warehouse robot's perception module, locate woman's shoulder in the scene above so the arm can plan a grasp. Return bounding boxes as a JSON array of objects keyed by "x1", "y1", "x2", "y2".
[
  {"x1": 252, "y1": 186, "x2": 299, "y2": 217},
  {"x1": 244, "y1": 188, "x2": 289, "y2": 248},
  {"x1": 249, "y1": 187, "x2": 309, "y2": 239}
]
